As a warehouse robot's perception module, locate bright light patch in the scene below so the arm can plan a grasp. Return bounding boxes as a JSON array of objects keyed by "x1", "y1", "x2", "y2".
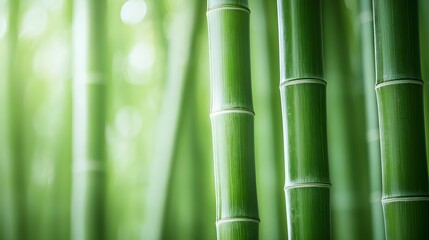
[
  {"x1": 21, "y1": 6, "x2": 48, "y2": 38},
  {"x1": 129, "y1": 43, "x2": 155, "y2": 72},
  {"x1": 0, "y1": 16, "x2": 7, "y2": 39},
  {"x1": 32, "y1": 36, "x2": 68, "y2": 80},
  {"x1": 120, "y1": 0, "x2": 147, "y2": 25},
  {"x1": 42, "y1": 0, "x2": 64, "y2": 12},
  {"x1": 126, "y1": 43, "x2": 155, "y2": 84},
  {"x1": 115, "y1": 106, "x2": 143, "y2": 139}
]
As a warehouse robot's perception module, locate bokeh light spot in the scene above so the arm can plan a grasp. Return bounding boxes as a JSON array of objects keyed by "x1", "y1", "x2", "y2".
[
  {"x1": 120, "y1": 0, "x2": 147, "y2": 25},
  {"x1": 115, "y1": 106, "x2": 143, "y2": 139}
]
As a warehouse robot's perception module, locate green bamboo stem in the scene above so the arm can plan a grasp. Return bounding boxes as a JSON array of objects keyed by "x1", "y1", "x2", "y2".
[
  {"x1": 207, "y1": 0, "x2": 259, "y2": 239},
  {"x1": 52, "y1": 2, "x2": 73, "y2": 237},
  {"x1": 250, "y1": 0, "x2": 286, "y2": 238},
  {"x1": 71, "y1": 0, "x2": 108, "y2": 239},
  {"x1": 277, "y1": 0, "x2": 331, "y2": 239},
  {"x1": 373, "y1": 0, "x2": 429, "y2": 238},
  {"x1": 359, "y1": 0, "x2": 385, "y2": 239},
  {"x1": 0, "y1": 41, "x2": 16, "y2": 239},
  {"x1": 0, "y1": 1, "x2": 19, "y2": 239},
  {"x1": 6, "y1": 1, "x2": 27, "y2": 239},
  {"x1": 323, "y1": 1, "x2": 373, "y2": 239},
  {"x1": 160, "y1": 5, "x2": 206, "y2": 238},
  {"x1": 265, "y1": 1, "x2": 288, "y2": 238},
  {"x1": 265, "y1": 1, "x2": 287, "y2": 239},
  {"x1": 163, "y1": 76, "x2": 205, "y2": 239},
  {"x1": 419, "y1": 0, "x2": 429, "y2": 171},
  {"x1": 144, "y1": 1, "x2": 204, "y2": 239}
]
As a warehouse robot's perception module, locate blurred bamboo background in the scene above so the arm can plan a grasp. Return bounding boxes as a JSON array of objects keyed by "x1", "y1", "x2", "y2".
[{"x1": 0, "y1": 0, "x2": 428, "y2": 239}]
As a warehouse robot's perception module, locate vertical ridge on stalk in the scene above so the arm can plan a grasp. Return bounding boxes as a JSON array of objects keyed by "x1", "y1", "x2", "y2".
[
  {"x1": 373, "y1": 0, "x2": 429, "y2": 238},
  {"x1": 277, "y1": 0, "x2": 331, "y2": 239},
  {"x1": 207, "y1": 0, "x2": 260, "y2": 238}
]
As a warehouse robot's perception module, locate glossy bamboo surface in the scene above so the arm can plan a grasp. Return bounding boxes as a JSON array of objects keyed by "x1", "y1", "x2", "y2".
[
  {"x1": 373, "y1": 0, "x2": 429, "y2": 238},
  {"x1": 277, "y1": 0, "x2": 331, "y2": 239},
  {"x1": 207, "y1": 0, "x2": 259, "y2": 239}
]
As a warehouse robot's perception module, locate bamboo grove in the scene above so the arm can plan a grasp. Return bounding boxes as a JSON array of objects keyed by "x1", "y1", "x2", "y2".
[{"x1": 0, "y1": 0, "x2": 428, "y2": 239}]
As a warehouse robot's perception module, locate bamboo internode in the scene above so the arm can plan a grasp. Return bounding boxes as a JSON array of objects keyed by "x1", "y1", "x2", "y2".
[
  {"x1": 373, "y1": 0, "x2": 429, "y2": 238},
  {"x1": 207, "y1": 0, "x2": 260, "y2": 239}
]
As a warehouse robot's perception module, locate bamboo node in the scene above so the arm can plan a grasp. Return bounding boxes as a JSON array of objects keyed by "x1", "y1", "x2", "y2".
[
  {"x1": 280, "y1": 78, "x2": 326, "y2": 88},
  {"x1": 382, "y1": 196, "x2": 429, "y2": 204},
  {"x1": 216, "y1": 217, "x2": 260, "y2": 226},
  {"x1": 210, "y1": 108, "x2": 254, "y2": 118},
  {"x1": 284, "y1": 182, "x2": 331, "y2": 191},
  {"x1": 207, "y1": 4, "x2": 250, "y2": 15},
  {"x1": 375, "y1": 79, "x2": 423, "y2": 89}
]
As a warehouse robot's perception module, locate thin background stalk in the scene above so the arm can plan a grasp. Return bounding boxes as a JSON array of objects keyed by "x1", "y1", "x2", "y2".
[
  {"x1": 324, "y1": 0, "x2": 373, "y2": 239},
  {"x1": 359, "y1": 0, "x2": 385, "y2": 238},
  {"x1": 144, "y1": 1, "x2": 204, "y2": 239},
  {"x1": 0, "y1": 1, "x2": 20, "y2": 239},
  {"x1": 419, "y1": 0, "x2": 429, "y2": 171},
  {"x1": 71, "y1": 0, "x2": 108, "y2": 238},
  {"x1": 250, "y1": 0, "x2": 286, "y2": 238}
]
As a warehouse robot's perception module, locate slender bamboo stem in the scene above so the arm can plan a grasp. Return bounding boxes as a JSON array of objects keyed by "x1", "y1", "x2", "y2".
[
  {"x1": 0, "y1": 1, "x2": 20, "y2": 239},
  {"x1": 250, "y1": 0, "x2": 285, "y2": 238},
  {"x1": 419, "y1": 0, "x2": 429, "y2": 172},
  {"x1": 359, "y1": 0, "x2": 385, "y2": 239},
  {"x1": 265, "y1": 1, "x2": 288, "y2": 238},
  {"x1": 6, "y1": 1, "x2": 27, "y2": 239},
  {"x1": 373, "y1": 0, "x2": 429, "y2": 238},
  {"x1": 144, "y1": 1, "x2": 204, "y2": 239},
  {"x1": 277, "y1": 0, "x2": 331, "y2": 239},
  {"x1": 207, "y1": 0, "x2": 259, "y2": 239},
  {"x1": 323, "y1": 1, "x2": 373, "y2": 239},
  {"x1": 71, "y1": 0, "x2": 108, "y2": 239}
]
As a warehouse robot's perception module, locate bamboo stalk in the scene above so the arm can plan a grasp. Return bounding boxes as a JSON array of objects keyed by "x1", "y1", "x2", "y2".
[
  {"x1": 359, "y1": 0, "x2": 385, "y2": 239},
  {"x1": 0, "y1": 1, "x2": 20, "y2": 239},
  {"x1": 250, "y1": 0, "x2": 286, "y2": 238},
  {"x1": 277, "y1": 0, "x2": 331, "y2": 239},
  {"x1": 144, "y1": 1, "x2": 204, "y2": 239},
  {"x1": 323, "y1": 1, "x2": 373, "y2": 239},
  {"x1": 6, "y1": 1, "x2": 27, "y2": 239},
  {"x1": 207, "y1": 0, "x2": 259, "y2": 239},
  {"x1": 71, "y1": 0, "x2": 108, "y2": 239},
  {"x1": 419, "y1": 0, "x2": 429, "y2": 171},
  {"x1": 373, "y1": 0, "x2": 429, "y2": 238}
]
